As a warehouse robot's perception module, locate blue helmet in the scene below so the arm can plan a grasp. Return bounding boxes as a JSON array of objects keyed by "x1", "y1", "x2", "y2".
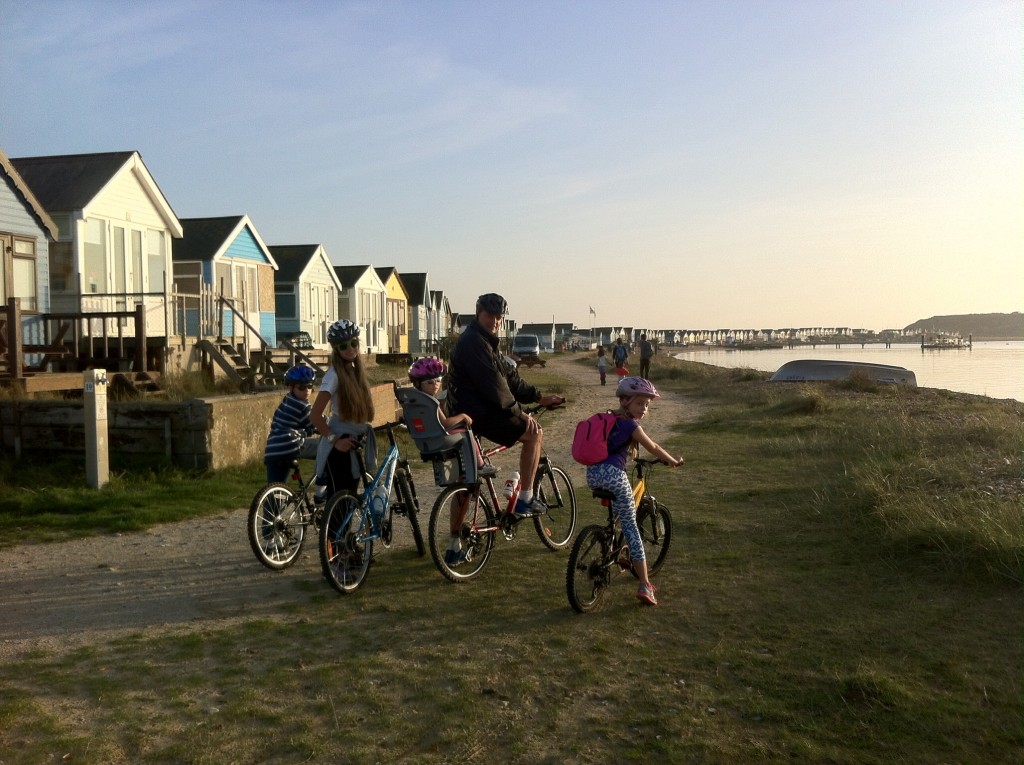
[
  {"x1": 284, "y1": 364, "x2": 316, "y2": 384},
  {"x1": 327, "y1": 319, "x2": 360, "y2": 346}
]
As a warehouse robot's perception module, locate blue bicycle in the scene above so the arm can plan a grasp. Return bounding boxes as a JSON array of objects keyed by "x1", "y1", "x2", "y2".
[{"x1": 318, "y1": 422, "x2": 425, "y2": 593}]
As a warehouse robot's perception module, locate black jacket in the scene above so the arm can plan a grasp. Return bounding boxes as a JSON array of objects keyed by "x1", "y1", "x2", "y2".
[{"x1": 448, "y1": 320, "x2": 541, "y2": 420}]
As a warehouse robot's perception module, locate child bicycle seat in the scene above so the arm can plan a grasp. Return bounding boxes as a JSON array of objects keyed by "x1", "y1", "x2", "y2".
[{"x1": 394, "y1": 386, "x2": 480, "y2": 485}]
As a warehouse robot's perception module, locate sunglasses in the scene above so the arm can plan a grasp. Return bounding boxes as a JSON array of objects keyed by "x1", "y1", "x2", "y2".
[
  {"x1": 292, "y1": 383, "x2": 314, "y2": 391},
  {"x1": 334, "y1": 339, "x2": 360, "y2": 351}
]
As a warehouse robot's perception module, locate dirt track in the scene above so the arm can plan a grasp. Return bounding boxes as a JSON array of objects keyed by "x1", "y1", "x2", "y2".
[{"x1": 0, "y1": 355, "x2": 698, "y2": 661}]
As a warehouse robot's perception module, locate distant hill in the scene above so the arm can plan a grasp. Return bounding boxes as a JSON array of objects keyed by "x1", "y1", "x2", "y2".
[{"x1": 904, "y1": 312, "x2": 1024, "y2": 339}]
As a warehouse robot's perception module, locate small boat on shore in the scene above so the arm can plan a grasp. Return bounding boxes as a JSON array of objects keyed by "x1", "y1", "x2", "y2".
[{"x1": 769, "y1": 359, "x2": 918, "y2": 387}]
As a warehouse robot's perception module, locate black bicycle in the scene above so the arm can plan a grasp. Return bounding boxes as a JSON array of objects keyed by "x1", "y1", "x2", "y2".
[
  {"x1": 427, "y1": 404, "x2": 577, "y2": 583},
  {"x1": 566, "y1": 457, "x2": 673, "y2": 612},
  {"x1": 247, "y1": 460, "x2": 323, "y2": 570}
]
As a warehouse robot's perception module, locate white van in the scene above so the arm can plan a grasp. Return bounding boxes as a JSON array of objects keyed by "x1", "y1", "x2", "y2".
[{"x1": 512, "y1": 334, "x2": 541, "y2": 358}]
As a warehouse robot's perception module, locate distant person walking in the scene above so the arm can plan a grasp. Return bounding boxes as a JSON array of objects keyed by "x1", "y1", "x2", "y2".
[
  {"x1": 612, "y1": 338, "x2": 629, "y2": 378},
  {"x1": 596, "y1": 346, "x2": 608, "y2": 385},
  {"x1": 638, "y1": 333, "x2": 654, "y2": 380}
]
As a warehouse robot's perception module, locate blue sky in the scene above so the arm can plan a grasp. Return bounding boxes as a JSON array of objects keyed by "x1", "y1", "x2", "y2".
[{"x1": 3, "y1": 0, "x2": 1020, "y2": 331}]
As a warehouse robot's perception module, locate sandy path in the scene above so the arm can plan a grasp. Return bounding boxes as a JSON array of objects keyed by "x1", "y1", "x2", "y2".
[{"x1": 0, "y1": 355, "x2": 699, "y2": 660}]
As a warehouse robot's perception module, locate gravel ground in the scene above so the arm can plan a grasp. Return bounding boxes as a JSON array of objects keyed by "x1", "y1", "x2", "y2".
[{"x1": 0, "y1": 354, "x2": 699, "y2": 661}]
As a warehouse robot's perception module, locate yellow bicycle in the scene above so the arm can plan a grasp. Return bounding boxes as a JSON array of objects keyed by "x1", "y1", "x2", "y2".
[{"x1": 566, "y1": 457, "x2": 673, "y2": 612}]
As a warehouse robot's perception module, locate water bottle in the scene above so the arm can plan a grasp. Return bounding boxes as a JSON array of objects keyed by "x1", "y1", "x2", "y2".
[
  {"x1": 502, "y1": 471, "x2": 520, "y2": 500},
  {"x1": 370, "y1": 481, "x2": 390, "y2": 520}
]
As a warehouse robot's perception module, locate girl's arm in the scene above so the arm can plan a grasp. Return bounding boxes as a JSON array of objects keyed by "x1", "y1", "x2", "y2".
[
  {"x1": 310, "y1": 391, "x2": 355, "y2": 452},
  {"x1": 439, "y1": 411, "x2": 472, "y2": 430},
  {"x1": 632, "y1": 425, "x2": 683, "y2": 467},
  {"x1": 309, "y1": 391, "x2": 332, "y2": 438}
]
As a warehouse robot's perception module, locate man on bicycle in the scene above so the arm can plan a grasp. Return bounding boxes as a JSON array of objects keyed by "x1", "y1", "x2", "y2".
[{"x1": 447, "y1": 293, "x2": 564, "y2": 518}]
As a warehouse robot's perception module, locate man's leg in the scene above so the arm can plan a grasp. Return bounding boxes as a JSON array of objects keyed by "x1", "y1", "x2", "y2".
[
  {"x1": 518, "y1": 428, "x2": 542, "y2": 492},
  {"x1": 514, "y1": 429, "x2": 545, "y2": 515}
]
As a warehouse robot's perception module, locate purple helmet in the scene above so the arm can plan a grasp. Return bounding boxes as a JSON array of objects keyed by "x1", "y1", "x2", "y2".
[
  {"x1": 615, "y1": 376, "x2": 660, "y2": 399},
  {"x1": 327, "y1": 319, "x2": 359, "y2": 346},
  {"x1": 408, "y1": 357, "x2": 446, "y2": 381}
]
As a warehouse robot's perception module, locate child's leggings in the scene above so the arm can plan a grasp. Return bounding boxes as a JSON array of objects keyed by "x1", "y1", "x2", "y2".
[{"x1": 585, "y1": 463, "x2": 645, "y2": 563}]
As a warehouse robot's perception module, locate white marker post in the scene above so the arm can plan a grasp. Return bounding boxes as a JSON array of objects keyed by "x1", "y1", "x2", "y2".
[{"x1": 84, "y1": 369, "x2": 109, "y2": 489}]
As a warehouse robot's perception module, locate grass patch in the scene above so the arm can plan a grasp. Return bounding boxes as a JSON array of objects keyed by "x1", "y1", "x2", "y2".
[
  {"x1": 1, "y1": 353, "x2": 1021, "y2": 762},
  {"x1": 0, "y1": 454, "x2": 265, "y2": 546}
]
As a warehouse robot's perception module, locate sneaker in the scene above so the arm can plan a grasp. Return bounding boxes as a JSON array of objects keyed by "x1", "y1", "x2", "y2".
[
  {"x1": 513, "y1": 497, "x2": 547, "y2": 517},
  {"x1": 444, "y1": 548, "x2": 468, "y2": 567},
  {"x1": 636, "y1": 583, "x2": 658, "y2": 606}
]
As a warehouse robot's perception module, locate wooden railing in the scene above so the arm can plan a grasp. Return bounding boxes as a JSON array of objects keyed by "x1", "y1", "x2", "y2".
[{"x1": 1, "y1": 297, "x2": 150, "y2": 380}]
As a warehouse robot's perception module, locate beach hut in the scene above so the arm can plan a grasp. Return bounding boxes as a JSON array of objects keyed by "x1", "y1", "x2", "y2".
[{"x1": 268, "y1": 244, "x2": 341, "y2": 347}]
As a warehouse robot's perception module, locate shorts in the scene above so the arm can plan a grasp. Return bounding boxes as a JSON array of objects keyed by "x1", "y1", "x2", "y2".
[{"x1": 472, "y1": 411, "x2": 528, "y2": 448}]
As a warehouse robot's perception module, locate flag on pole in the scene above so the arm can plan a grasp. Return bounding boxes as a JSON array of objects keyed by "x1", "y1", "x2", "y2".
[{"x1": 589, "y1": 305, "x2": 596, "y2": 316}]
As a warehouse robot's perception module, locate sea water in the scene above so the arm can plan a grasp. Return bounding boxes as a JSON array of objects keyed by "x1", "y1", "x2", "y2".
[{"x1": 673, "y1": 340, "x2": 1024, "y2": 403}]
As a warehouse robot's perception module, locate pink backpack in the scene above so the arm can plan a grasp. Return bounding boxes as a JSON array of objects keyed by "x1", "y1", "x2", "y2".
[{"x1": 571, "y1": 412, "x2": 619, "y2": 465}]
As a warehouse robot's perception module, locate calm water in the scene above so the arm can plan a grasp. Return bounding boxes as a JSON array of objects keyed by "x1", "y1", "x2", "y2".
[{"x1": 674, "y1": 340, "x2": 1024, "y2": 403}]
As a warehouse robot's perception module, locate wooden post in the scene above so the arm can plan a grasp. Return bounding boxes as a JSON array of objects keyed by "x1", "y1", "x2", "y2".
[
  {"x1": 134, "y1": 303, "x2": 147, "y2": 371},
  {"x1": 7, "y1": 297, "x2": 24, "y2": 380},
  {"x1": 84, "y1": 368, "x2": 110, "y2": 489}
]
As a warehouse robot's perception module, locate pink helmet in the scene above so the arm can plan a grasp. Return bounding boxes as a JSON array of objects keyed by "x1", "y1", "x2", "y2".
[
  {"x1": 615, "y1": 376, "x2": 660, "y2": 399},
  {"x1": 408, "y1": 356, "x2": 446, "y2": 382}
]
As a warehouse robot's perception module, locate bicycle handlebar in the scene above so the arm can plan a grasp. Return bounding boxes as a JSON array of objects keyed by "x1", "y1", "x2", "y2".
[
  {"x1": 634, "y1": 456, "x2": 681, "y2": 468},
  {"x1": 522, "y1": 401, "x2": 566, "y2": 416}
]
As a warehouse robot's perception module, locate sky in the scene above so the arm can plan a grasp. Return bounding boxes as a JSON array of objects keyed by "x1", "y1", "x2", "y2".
[{"x1": 2, "y1": 0, "x2": 1021, "y2": 332}]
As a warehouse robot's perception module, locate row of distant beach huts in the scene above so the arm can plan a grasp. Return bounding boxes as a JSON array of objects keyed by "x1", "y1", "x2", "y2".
[{"x1": 1, "y1": 145, "x2": 934, "y2": 391}]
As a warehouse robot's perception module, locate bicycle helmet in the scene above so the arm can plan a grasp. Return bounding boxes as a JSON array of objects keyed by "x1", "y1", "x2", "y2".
[
  {"x1": 476, "y1": 293, "x2": 508, "y2": 315},
  {"x1": 327, "y1": 319, "x2": 360, "y2": 346},
  {"x1": 408, "y1": 356, "x2": 446, "y2": 381},
  {"x1": 283, "y1": 364, "x2": 316, "y2": 384},
  {"x1": 615, "y1": 376, "x2": 660, "y2": 399},
  {"x1": 500, "y1": 355, "x2": 518, "y2": 374}
]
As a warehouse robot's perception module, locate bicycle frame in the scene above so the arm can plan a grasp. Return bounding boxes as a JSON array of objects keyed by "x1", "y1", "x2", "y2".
[
  {"x1": 351, "y1": 423, "x2": 402, "y2": 541},
  {"x1": 471, "y1": 403, "x2": 569, "y2": 518},
  {"x1": 288, "y1": 461, "x2": 319, "y2": 502}
]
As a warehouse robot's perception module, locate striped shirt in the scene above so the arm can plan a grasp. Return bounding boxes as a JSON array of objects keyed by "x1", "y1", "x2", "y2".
[{"x1": 263, "y1": 392, "x2": 315, "y2": 464}]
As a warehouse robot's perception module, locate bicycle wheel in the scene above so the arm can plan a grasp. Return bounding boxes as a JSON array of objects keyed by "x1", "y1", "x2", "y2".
[
  {"x1": 319, "y1": 492, "x2": 372, "y2": 593},
  {"x1": 637, "y1": 499, "x2": 672, "y2": 575},
  {"x1": 395, "y1": 469, "x2": 426, "y2": 557},
  {"x1": 428, "y1": 485, "x2": 495, "y2": 582},
  {"x1": 248, "y1": 482, "x2": 306, "y2": 570},
  {"x1": 532, "y1": 464, "x2": 577, "y2": 551},
  {"x1": 566, "y1": 525, "x2": 612, "y2": 613}
]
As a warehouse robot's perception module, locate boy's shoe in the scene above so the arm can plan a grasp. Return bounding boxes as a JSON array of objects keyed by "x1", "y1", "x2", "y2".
[
  {"x1": 636, "y1": 583, "x2": 658, "y2": 606},
  {"x1": 444, "y1": 549, "x2": 468, "y2": 567},
  {"x1": 513, "y1": 497, "x2": 546, "y2": 517}
]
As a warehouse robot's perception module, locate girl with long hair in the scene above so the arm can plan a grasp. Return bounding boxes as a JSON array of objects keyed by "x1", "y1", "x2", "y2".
[{"x1": 311, "y1": 320, "x2": 376, "y2": 498}]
